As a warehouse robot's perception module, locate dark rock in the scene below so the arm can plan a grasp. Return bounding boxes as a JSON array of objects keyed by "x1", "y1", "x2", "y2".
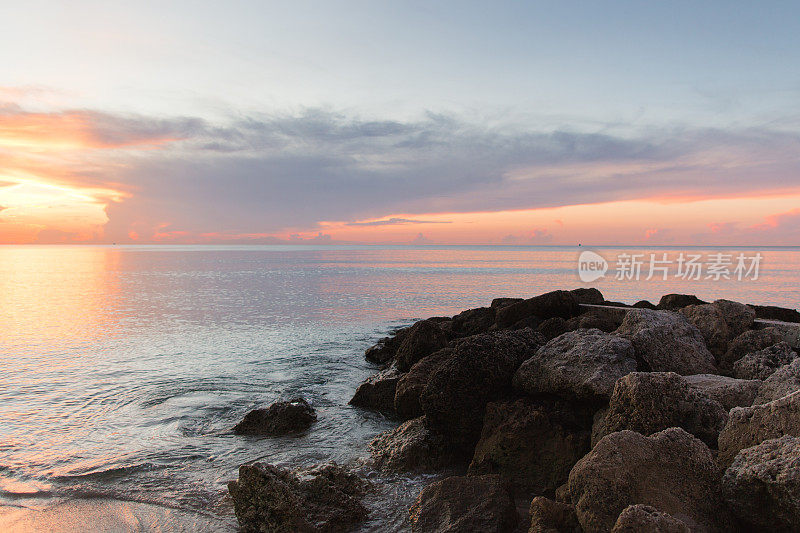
[
  {"x1": 678, "y1": 304, "x2": 730, "y2": 358},
  {"x1": 615, "y1": 309, "x2": 717, "y2": 375},
  {"x1": 365, "y1": 326, "x2": 410, "y2": 364},
  {"x1": 554, "y1": 483, "x2": 570, "y2": 503},
  {"x1": 722, "y1": 435, "x2": 800, "y2": 532},
  {"x1": 394, "y1": 348, "x2": 453, "y2": 420},
  {"x1": 528, "y1": 497, "x2": 582, "y2": 533},
  {"x1": 594, "y1": 372, "x2": 728, "y2": 448},
  {"x1": 656, "y1": 293, "x2": 708, "y2": 310},
  {"x1": 589, "y1": 407, "x2": 609, "y2": 449},
  {"x1": 409, "y1": 474, "x2": 517, "y2": 533},
  {"x1": 632, "y1": 300, "x2": 657, "y2": 309},
  {"x1": 570, "y1": 287, "x2": 604, "y2": 305},
  {"x1": 513, "y1": 329, "x2": 636, "y2": 403},
  {"x1": 395, "y1": 319, "x2": 449, "y2": 372},
  {"x1": 568, "y1": 428, "x2": 731, "y2": 533},
  {"x1": 755, "y1": 358, "x2": 800, "y2": 404},
  {"x1": 564, "y1": 311, "x2": 619, "y2": 333},
  {"x1": 720, "y1": 327, "x2": 784, "y2": 372},
  {"x1": 349, "y1": 366, "x2": 401, "y2": 415},
  {"x1": 610, "y1": 505, "x2": 690, "y2": 533},
  {"x1": 228, "y1": 462, "x2": 369, "y2": 533},
  {"x1": 468, "y1": 398, "x2": 590, "y2": 495},
  {"x1": 491, "y1": 297, "x2": 523, "y2": 309},
  {"x1": 495, "y1": 290, "x2": 581, "y2": 329},
  {"x1": 713, "y1": 299, "x2": 755, "y2": 337},
  {"x1": 233, "y1": 398, "x2": 316, "y2": 436},
  {"x1": 511, "y1": 315, "x2": 544, "y2": 331},
  {"x1": 536, "y1": 317, "x2": 568, "y2": 340},
  {"x1": 751, "y1": 304, "x2": 800, "y2": 323},
  {"x1": 451, "y1": 306, "x2": 496, "y2": 337},
  {"x1": 718, "y1": 390, "x2": 800, "y2": 467},
  {"x1": 732, "y1": 341, "x2": 797, "y2": 380},
  {"x1": 368, "y1": 416, "x2": 456, "y2": 473},
  {"x1": 420, "y1": 329, "x2": 545, "y2": 450},
  {"x1": 683, "y1": 373, "x2": 761, "y2": 410},
  {"x1": 603, "y1": 301, "x2": 630, "y2": 307}
]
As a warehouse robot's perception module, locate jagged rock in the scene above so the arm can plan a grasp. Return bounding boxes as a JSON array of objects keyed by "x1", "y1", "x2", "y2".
[
  {"x1": 751, "y1": 304, "x2": 800, "y2": 323},
  {"x1": 468, "y1": 398, "x2": 590, "y2": 495},
  {"x1": 615, "y1": 309, "x2": 717, "y2": 375},
  {"x1": 514, "y1": 329, "x2": 636, "y2": 403},
  {"x1": 632, "y1": 300, "x2": 657, "y2": 309},
  {"x1": 718, "y1": 390, "x2": 800, "y2": 466},
  {"x1": 409, "y1": 474, "x2": 517, "y2": 533},
  {"x1": 368, "y1": 416, "x2": 455, "y2": 473},
  {"x1": 555, "y1": 483, "x2": 570, "y2": 503},
  {"x1": 755, "y1": 358, "x2": 800, "y2": 404},
  {"x1": 656, "y1": 294, "x2": 708, "y2": 310},
  {"x1": 495, "y1": 290, "x2": 581, "y2": 329},
  {"x1": 528, "y1": 497, "x2": 582, "y2": 533},
  {"x1": 536, "y1": 317, "x2": 568, "y2": 340},
  {"x1": 451, "y1": 306, "x2": 496, "y2": 337},
  {"x1": 394, "y1": 348, "x2": 453, "y2": 420},
  {"x1": 365, "y1": 326, "x2": 410, "y2": 364},
  {"x1": 683, "y1": 373, "x2": 761, "y2": 410},
  {"x1": 679, "y1": 304, "x2": 730, "y2": 357},
  {"x1": 589, "y1": 407, "x2": 609, "y2": 448},
  {"x1": 565, "y1": 311, "x2": 619, "y2": 333},
  {"x1": 233, "y1": 398, "x2": 316, "y2": 436},
  {"x1": 228, "y1": 462, "x2": 369, "y2": 533},
  {"x1": 722, "y1": 435, "x2": 800, "y2": 532},
  {"x1": 720, "y1": 327, "x2": 784, "y2": 372},
  {"x1": 732, "y1": 341, "x2": 797, "y2": 380},
  {"x1": 593, "y1": 372, "x2": 727, "y2": 447},
  {"x1": 349, "y1": 366, "x2": 401, "y2": 415},
  {"x1": 420, "y1": 329, "x2": 545, "y2": 450},
  {"x1": 713, "y1": 299, "x2": 755, "y2": 337},
  {"x1": 568, "y1": 428, "x2": 731, "y2": 533},
  {"x1": 610, "y1": 505, "x2": 690, "y2": 533},
  {"x1": 395, "y1": 319, "x2": 449, "y2": 372},
  {"x1": 571, "y1": 287, "x2": 604, "y2": 305},
  {"x1": 491, "y1": 297, "x2": 523, "y2": 309}
]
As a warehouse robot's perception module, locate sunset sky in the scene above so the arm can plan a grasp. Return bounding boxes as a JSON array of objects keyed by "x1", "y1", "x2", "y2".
[{"x1": 1, "y1": 1, "x2": 799, "y2": 245}]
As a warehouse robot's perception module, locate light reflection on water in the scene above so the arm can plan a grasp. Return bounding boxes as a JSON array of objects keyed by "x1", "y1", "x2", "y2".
[{"x1": 0, "y1": 245, "x2": 798, "y2": 530}]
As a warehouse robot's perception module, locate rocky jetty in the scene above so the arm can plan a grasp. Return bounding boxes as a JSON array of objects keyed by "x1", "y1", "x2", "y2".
[{"x1": 227, "y1": 289, "x2": 800, "y2": 532}]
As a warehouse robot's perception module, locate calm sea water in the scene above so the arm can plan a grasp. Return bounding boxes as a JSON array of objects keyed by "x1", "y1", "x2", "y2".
[{"x1": 1, "y1": 245, "x2": 798, "y2": 531}]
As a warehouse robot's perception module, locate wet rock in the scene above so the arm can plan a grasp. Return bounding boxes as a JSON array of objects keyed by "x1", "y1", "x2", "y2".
[
  {"x1": 610, "y1": 505, "x2": 690, "y2": 533},
  {"x1": 528, "y1": 497, "x2": 582, "y2": 533},
  {"x1": 713, "y1": 299, "x2": 755, "y2": 337},
  {"x1": 732, "y1": 341, "x2": 797, "y2": 380},
  {"x1": 491, "y1": 297, "x2": 523, "y2": 309},
  {"x1": 615, "y1": 309, "x2": 716, "y2": 375},
  {"x1": 720, "y1": 326, "x2": 784, "y2": 372},
  {"x1": 564, "y1": 311, "x2": 619, "y2": 333},
  {"x1": 368, "y1": 416, "x2": 456, "y2": 473},
  {"x1": 495, "y1": 290, "x2": 581, "y2": 329},
  {"x1": 468, "y1": 398, "x2": 590, "y2": 495},
  {"x1": 228, "y1": 462, "x2": 369, "y2": 533},
  {"x1": 233, "y1": 398, "x2": 316, "y2": 436},
  {"x1": 593, "y1": 372, "x2": 727, "y2": 447},
  {"x1": 570, "y1": 287, "x2": 604, "y2": 305},
  {"x1": 451, "y1": 306, "x2": 496, "y2": 337},
  {"x1": 718, "y1": 390, "x2": 800, "y2": 466},
  {"x1": 536, "y1": 317, "x2": 568, "y2": 340},
  {"x1": 513, "y1": 329, "x2": 637, "y2": 403},
  {"x1": 722, "y1": 435, "x2": 800, "y2": 532},
  {"x1": 683, "y1": 373, "x2": 761, "y2": 410},
  {"x1": 679, "y1": 304, "x2": 730, "y2": 358},
  {"x1": 409, "y1": 474, "x2": 517, "y2": 533},
  {"x1": 568, "y1": 428, "x2": 731, "y2": 533},
  {"x1": 751, "y1": 304, "x2": 800, "y2": 323},
  {"x1": 632, "y1": 300, "x2": 657, "y2": 309},
  {"x1": 395, "y1": 319, "x2": 449, "y2": 372},
  {"x1": 755, "y1": 358, "x2": 800, "y2": 404},
  {"x1": 394, "y1": 348, "x2": 453, "y2": 420},
  {"x1": 349, "y1": 366, "x2": 401, "y2": 415},
  {"x1": 365, "y1": 327, "x2": 410, "y2": 364},
  {"x1": 656, "y1": 293, "x2": 708, "y2": 310}
]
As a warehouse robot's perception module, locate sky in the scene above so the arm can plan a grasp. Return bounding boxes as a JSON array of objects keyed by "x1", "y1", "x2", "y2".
[{"x1": 1, "y1": 1, "x2": 799, "y2": 245}]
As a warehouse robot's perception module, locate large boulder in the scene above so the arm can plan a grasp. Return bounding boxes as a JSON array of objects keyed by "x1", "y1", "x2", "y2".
[
  {"x1": 491, "y1": 297, "x2": 523, "y2": 309},
  {"x1": 451, "y1": 306, "x2": 496, "y2": 337},
  {"x1": 751, "y1": 304, "x2": 800, "y2": 323},
  {"x1": 755, "y1": 358, "x2": 800, "y2": 404},
  {"x1": 394, "y1": 348, "x2": 453, "y2": 420},
  {"x1": 528, "y1": 497, "x2": 582, "y2": 533},
  {"x1": 679, "y1": 304, "x2": 730, "y2": 358},
  {"x1": 722, "y1": 435, "x2": 800, "y2": 532},
  {"x1": 228, "y1": 462, "x2": 369, "y2": 532},
  {"x1": 233, "y1": 398, "x2": 316, "y2": 436},
  {"x1": 720, "y1": 327, "x2": 784, "y2": 372},
  {"x1": 683, "y1": 373, "x2": 761, "y2": 410},
  {"x1": 513, "y1": 329, "x2": 637, "y2": 403},
  {"x1": 368, "y1": 416, "x2": 455, "y2": 473},
  {"x1": 568, "y1": 428, "x2": 731, "y2": 533},
  {"x1": 732, "y1": 341, "x2": 797, "y2": 380},
  {"x1": 712, "y1": 299, "x2": 755, "y2": 337},
  {"x1": 409, "y1": 474, "x2": 517, "y2": 533},
  {"x1": 420, "y1": 329, "x2": 544, "y2": 450},
  {"x1": 468, "y1": 398, "x2": 590, "y2": 495},
  {"x1": 656, "y1": 294, "x2": 708, "y2": 310},
  {"x1": 495, "y1": 290, "x2": 581, "y2": 329},
  {"x1": 571, "y1": 287, "x2": 604, "y2": 305},
  {"x1": 365, "y1": 326, "x2": 410, "y2": 364},
  {"x1": 610, "y1": 505, "x2": 690, "y2": 533},
  {"x1": 593, "y1": 372, "x2": 728, "y2": 447},
  {"x1": 349, "y1": 366, "x2": 401, "y2": 415},
  {"x1": 395, "y1": 320, "x2": 450, "y2": 372},
  {"x1": 615, "y1": 309, "x2": 717, "y2": 375},
  {"x1": 718, "y1": 390, "x2": 800, "y2": 466}
]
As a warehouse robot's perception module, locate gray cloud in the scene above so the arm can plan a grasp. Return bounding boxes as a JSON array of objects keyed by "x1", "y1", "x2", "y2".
[{"x1": 345, "y1": 217, "x2": 451, "y2": 226}]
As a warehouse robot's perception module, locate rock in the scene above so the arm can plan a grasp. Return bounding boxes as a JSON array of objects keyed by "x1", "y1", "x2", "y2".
[
  {"x1": 365, "y1": 326, "x2": 410, "y2": 364},
  {"x1": 615, "y1": 309, "x2": 717, "y2": 375},
  {"x1": 594, "y1": 372, "x2": 728, "y2": 447},
  {"x1": 589, "y1": 407, "x2": 609, "y2": 448},
  {"x1": 555, "y1": 483, "x2": 570, "y2": 503},
  {"x1": 632, "y1": 300, "x2": 657, "y2": 309},
  {"x1": 656, "y1": 294, "x2": 708, "y2": 310},
  {"x1": 683, "y1": 373, "x2": 762, "y2": 410},
  {"x1": 564, "y1": 311, "x2": 619, "y2": 333},
  {"x1": 713, "y1": 299, "x2": 755, "y2": 337},
  {"x1": 755, "y1": 358, "x2": 800, "y2": 404},
  {"x1": 513, "y1": 329, "x2": 637, "y2": 403},
  {"x1": 571, "y1": 287, "x2": 604, "y2": 305},
  {"x1": 751, "y1": 304, "x2": 800, "y2": 323},
  {"x1": 395, "y1": 319, "x2": 450, "y2": 372},
  {"x1": 368, "y1": 416, "x2": 455, "y2": 473},
  {"x1": 568, "y1": 428, "x2": 731, "y2": 533},
  {"x1": 511, "y1": 315, "x2": 544, "y2": 330},
  {"x1": 732, "y1": 341, "x2": 797, "y2": 380},
  {"x1": 228, "y1": 462, "x2": 369, "y2": 533},
  {"x1": 528, "y1": 497, "x2": 582, "y2": 533},
  {"x1": 720, "y1": 327, "x2": 784, "y2": 372},
  {"x1": 603, "y1": 301, "x2": 630, "y2": 308},
  {"x1": 718, "y1": 390, "x2": 800, "y2": 466},
  {"x1": 349, "y1": 366, "x2": 401, "y2": 415},
  {"x1": 420, "y1": 329, "x2": 545, "y2": 450},
  {"x1": 233, "y1": 398, "x2": 316, "y2": 436},
  {"x1": 679, "y1": 304, "x2": 730, "y2": 358},
  {"x1": 491, "y1": 297, "x2": 523, "y2": 309},
  {"x1": 409, "y1": 474, "x2": 517, "y2": 533},
  {"x1": 495, "y1": 290, "x2": 581, "y2": 329},
  {"x1": 394, "y1": 348, "x2": 453, "y2": 420},
  {"x1": 468, "y1": 398, "x2": 590, "y2": 495},
  {"x1": 451, "y1": 306, "x2": 496, "y2": 337},
  {"x1": 721, "y1": 435, "x2": 800, "y2": 532},
  {"x1": 610, "y1": 505, "x2": 690, "y2": 533},
  {"x1": 536, "y1": 317, "x2": 568, "y2": 340}
]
